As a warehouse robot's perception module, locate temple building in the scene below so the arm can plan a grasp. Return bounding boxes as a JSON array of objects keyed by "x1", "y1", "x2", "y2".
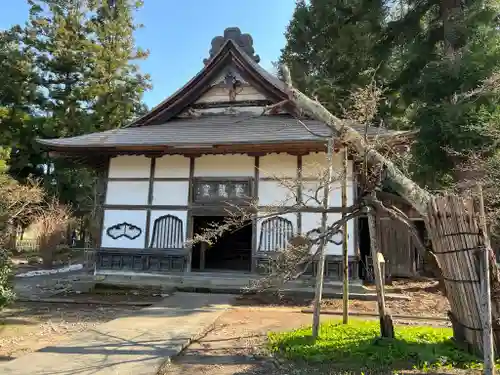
[{"x1": 38, "y1": 27, "x2": 408, "y2": 282}]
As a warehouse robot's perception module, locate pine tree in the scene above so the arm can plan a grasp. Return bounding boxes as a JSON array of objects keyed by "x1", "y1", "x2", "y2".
[
  {"x1": 0, "y1": 26, "x2": 43, "y2": 178},
  {"x1": 280, "y1": 0, "x2": 389, "y2": 116},
  {"x1": 4, "y1": 0, "x2": 150, "y2": 209}
]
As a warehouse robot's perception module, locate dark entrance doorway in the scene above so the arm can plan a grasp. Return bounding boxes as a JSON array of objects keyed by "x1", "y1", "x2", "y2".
[{"x1": 191, "y1": 216, "x2": 252, "y2": 271}]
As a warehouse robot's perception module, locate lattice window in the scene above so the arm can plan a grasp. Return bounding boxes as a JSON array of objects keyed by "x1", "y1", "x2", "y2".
[
  {"x1": 258, "y1": 216, "x2": 294, "y2": 252},
  {"x1": 149, "y1": 214, "x2": 184, "y2": 249}
]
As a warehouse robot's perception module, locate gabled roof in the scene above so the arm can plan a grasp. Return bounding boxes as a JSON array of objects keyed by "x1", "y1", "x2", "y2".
[
  {"x1": 130, "y1": 37, "x2": 288, "y2": 127},
  {"x1": 36, "y1": 27, "x2": 411, "y2": 155}
]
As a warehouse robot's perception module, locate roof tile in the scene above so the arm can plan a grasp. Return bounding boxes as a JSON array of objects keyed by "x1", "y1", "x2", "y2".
[{"x1": 38, "y1": 114, "x2": 402, "y2": 149}]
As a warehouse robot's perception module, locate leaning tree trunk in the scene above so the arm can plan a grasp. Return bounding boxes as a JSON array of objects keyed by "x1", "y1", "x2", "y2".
[{"x1": 280, "y1": 64, "x2": 500, "y2": 354}]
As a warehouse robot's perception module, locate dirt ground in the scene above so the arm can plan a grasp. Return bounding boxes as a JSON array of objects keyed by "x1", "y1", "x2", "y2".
[
  {"x1": 162, "y1": 281, "x2": 458, "y2": 375},
  {"x1": 0, "y1": 279, "x2": 456, "y2": 374},
  {"x1": 162, "y1": 307, "x2": 473, "y2": 375},
  {"x1": 235, "y1": 279, "x2": 451, "y2": 319},
  {"x1": 0, "y1": 301, "x2": 140, "y2": 361}
]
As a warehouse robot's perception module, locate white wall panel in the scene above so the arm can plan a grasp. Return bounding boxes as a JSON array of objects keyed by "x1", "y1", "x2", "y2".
[
  {"x1": 105, "y1": 181, "x2": 149, "y2": 205},
  {"x1": 301, "y1": 181, "x2": 355, "y2": 207},
  {"x1": 258, "y1": 180, "x2": 297, "y2": 206},
  {"x1": 108, "y1": 155, "x2": 150, "y2": 178},
  {"x1": 195, "y1": 84, "x2": 267, "y2": 104},
  {"x1": 301, "y1": 212, "x2": 355, "y2": 256},
  {"x1": 194, "y1": 154, "x2": 254, "y2": 177},
  {"x1": 155, "y1": 155, "x2": 190, "y2": 178},
  {"x1": 256, "y1": 212, "x2": 298, "y2": 252},
  {"x1": 152, "y1": 181, "x2": 189, "y2": 206},
  {"x1": 259, "y1": 153, "x2": 297, "y2": 179},
  {"x1": 302, "y1": 152, "x2": 353, "y2": 179},
  {"x1": 148, "y1": 210, "x2": 188, "y2": 246},
  {"x1": 101, "y1": 209, "x2": 147, "y2": 248}
]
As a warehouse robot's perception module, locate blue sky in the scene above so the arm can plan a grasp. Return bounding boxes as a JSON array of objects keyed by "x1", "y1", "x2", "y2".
[{"x1": 0, "y1": 0, "x2": 296, "y2": 108}]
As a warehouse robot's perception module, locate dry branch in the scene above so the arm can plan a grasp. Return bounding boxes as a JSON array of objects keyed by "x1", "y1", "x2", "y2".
[{"x1": 280, "y1": 64, "x2": 431, "y2": 215}]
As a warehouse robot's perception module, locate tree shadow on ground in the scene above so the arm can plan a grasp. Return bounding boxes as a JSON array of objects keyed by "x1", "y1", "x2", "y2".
[
  {"x1": 0, "y1": 317, "x2": 38, "y2": 325},
  {"x1": 233, "y1": 292, "x2": 313, "y2": 307}
]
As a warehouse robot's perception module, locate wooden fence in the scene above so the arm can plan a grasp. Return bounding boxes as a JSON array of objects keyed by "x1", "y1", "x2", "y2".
[{"x1": 427, "y1": 195, "x2": 498, "y2": 355}]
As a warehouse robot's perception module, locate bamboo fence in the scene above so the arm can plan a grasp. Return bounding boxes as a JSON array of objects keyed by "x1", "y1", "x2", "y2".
[{"x1": 426, "y1": 194, "x2": 498, "y2": 355}]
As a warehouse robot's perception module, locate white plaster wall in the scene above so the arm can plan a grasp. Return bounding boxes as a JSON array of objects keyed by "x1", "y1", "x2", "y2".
[
  {"x1": 148, "y1": 210, "x2": 188, "y2": 246},
  {"x1": 152, "y1": 181, "x2": 189, "y2": 206},
  {"x1": 302, "y1": 181, "x2": 355, "y2": 207},
  {"x1": 301, "y1": 151, "x2": 355, "y2": 207},
  {"x1": 105, "y1": 181, "x2": 149, "y2": 205},
  {"x1": 101, "y1": 209, "x2": 147, "y2": 248},
  {"x1": 301, "y1": 212, "x2": 355, "y2": 256},
  {"x1": 256, "y1": 212, "x2": 298, "y2": 252},
  {"x1": 194, "y1": 154, "x2": 254, "y2": 177},
  {"x1": 155, "y1": 155, "x2": 190, "y2": 178},
  {"x1": 258, "y1": 180, "x2": 297, "y2": 206},
  {"x1": 195, "y1": 84, "x2": 267, "y2": 104},
  {"x1": 302, "y1": 152, "x2": 353, "y2": 179},
  {"x1": 108, "y1": 155, "x2": 150, "y2": 179},
  {"x1": 259, "y1": 153, "x2": 298, "y2": 179}
]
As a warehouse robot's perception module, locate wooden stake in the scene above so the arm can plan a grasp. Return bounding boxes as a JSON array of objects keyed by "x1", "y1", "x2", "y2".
[
  {"x1": 366, "y1": 204, "x2": 394, "y2": 338},
  {"x1": 312, "y1": 138, "x2": 334, "y2": 339},
  {"x1": 341, "y1": 147, "x2": 349, "y2": 324},
  {"x1": 477, "y1": 184, "x2": 495, "y2": 375}
]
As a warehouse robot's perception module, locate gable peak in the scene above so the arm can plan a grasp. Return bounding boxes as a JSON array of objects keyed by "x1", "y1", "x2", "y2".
[{"x1": 203, "y1": 27, "x2": 260, "y2": 65}]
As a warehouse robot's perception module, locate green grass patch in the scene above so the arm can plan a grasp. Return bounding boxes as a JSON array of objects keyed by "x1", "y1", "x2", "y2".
[{"x1": 268, "y1": 319, "x2": 498, "y2": 372}]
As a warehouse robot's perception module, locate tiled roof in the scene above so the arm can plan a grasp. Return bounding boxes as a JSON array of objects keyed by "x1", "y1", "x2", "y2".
[{"x1": 37, "y1": 114, "x2": 404, "y2": 149}]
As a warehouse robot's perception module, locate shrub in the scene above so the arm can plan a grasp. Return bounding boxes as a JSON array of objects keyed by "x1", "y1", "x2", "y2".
[
  {"x1": 32, "y1": 199, "x2": 73, "y2": 268},
  {"x1": 0, "y1": 249, "x2": 15, "y2": 308}
]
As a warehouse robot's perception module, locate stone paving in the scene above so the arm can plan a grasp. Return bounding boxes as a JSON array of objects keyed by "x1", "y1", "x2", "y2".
[{"x1": 0, "y1": 292, "x2": 234, "y2": 375}]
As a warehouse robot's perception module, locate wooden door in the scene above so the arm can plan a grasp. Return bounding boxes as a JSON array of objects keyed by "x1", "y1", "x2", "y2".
[{"x1": 378, "y1": 218, "x2": 417, "y2": 277}]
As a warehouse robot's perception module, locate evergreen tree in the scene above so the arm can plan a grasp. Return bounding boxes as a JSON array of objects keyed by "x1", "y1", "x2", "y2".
[
  {"x1": 3, "y1": 0, "x2": 151, "y2": 210},
  {"x1": 378, "y1": 0, "x2": 500, "y2": 186},
  {"x1": 0, "y1": 26, "x2": 42, "y2": 177},
  {"x1": 281, "y1": 0, "x2": 500, "y2": 189},
  {"x1": 280, "y1": 0, "x2": 389, "y2": 116}
]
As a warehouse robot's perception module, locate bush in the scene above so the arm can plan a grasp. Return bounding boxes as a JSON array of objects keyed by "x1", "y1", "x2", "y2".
[
  {"x1": 32, "y1": 200, "x2": 73, "y2": 268},
  {"x1": 268, "y1": 319, "x2": 497, "y2": 372},
  {"x1": 0, "y1": 249, "x2": 15, "y2": 308}
]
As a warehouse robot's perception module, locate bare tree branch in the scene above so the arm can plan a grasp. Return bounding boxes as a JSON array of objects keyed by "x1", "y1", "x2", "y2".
[{"x1": 280, "y1": 64, "x2": 432, "y2": 215}]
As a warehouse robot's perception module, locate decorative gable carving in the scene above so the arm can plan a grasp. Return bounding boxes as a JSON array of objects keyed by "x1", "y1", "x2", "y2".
[{"x1": 204, "y1": 27, "x2": 260, "y2": 65}]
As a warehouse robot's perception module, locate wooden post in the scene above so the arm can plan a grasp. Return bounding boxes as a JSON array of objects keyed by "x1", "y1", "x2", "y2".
[
  {"x1": 477, "y1": 184, "x2": 495, "y2": 374},
  {"x1": 200, "y1": 242, "x2": 207, "y2": 271},
  {"x1": 366, "y1": 205, "x2": 394, "y2": 338},
  {"x1": 341, "y1": 147, "x2": 349, "y2": 324},
  {"x1": 312, "y1": 138, "x2": 334, "y2": 339}
]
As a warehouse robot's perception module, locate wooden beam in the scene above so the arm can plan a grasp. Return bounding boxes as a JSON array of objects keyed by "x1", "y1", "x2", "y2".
[{"x1": 185, "y1": 156, "x2": 196, "y2": 272}]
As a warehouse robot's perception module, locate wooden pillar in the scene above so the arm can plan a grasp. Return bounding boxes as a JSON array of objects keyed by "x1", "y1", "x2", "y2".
[
  {"x1": 251, "y1": 155, "x2": 260, "y2": 273},
  {"x1": 341, "y1": 148, "x2": 349, "y2": 324},
  {"x1": 143, "y1": 156, "x2": 156, "y2": 248},
  {"x1": 200, "y1": 241, "x2": 207, "y2": 271},
  {"x1": 312, "y1": 139, "x2": 334, "y2": 339},
  {"x1": 352, "y1": 158, "x2": 361, "y2": 277},
  {"x1": 297, "y1": 154, "x2": 303, "y2": 233},
  {"x1": 367, "y1": 205, "x2": 394, "y2": 338},
  {"x1": 96, "y1": 157, "x2": 110, "y2": 249},
  {"x1": 185, "y1": 156, "x2": 196, "y2": 273}
]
